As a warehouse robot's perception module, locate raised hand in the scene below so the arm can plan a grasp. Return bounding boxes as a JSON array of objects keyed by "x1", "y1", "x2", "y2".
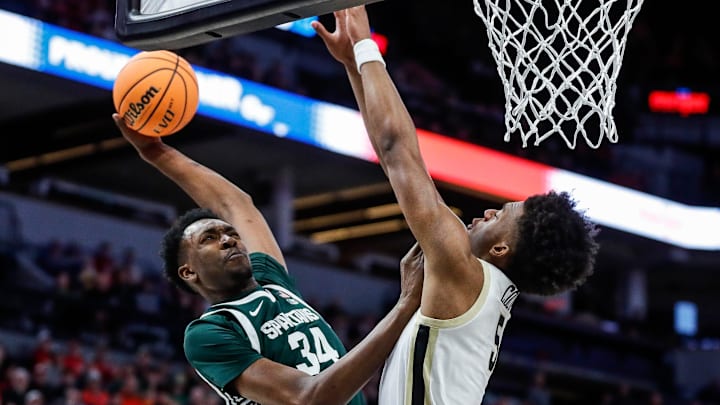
[
  {"x1": 399, "y1": 242, "x2": 424, "y2": 309},
  {"x1": 112, "y1": 113, "x2": 163, "y2": 154},
  {"x1": 343, "y1": 6, "x2": 372, "y2": 45},
  {"x1": 311, "y1": 9, "x2": 356, "y2": 67}
]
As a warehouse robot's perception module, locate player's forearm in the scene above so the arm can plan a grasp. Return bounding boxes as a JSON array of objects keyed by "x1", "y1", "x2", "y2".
[
  {"x1": 346, "y1": 65, "x2": 368, "y2": 121},
  {"x1": 304, "y1": 300, "x2": 416, "y2": 404},
  {"x1": 359, "y1": 63, "x2": 418, "y2": 162},
  {"x1": 137, "y1": 142, "x2": 251, "y2": 218}
]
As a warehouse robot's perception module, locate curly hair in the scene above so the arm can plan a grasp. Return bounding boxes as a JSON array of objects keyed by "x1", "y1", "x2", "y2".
[
  {"x1": 160, "y1": 207, "x2": 221, "y2": 294},
  {"x1": 506, "y1": 191, "x2": 600, "y2": 296}
]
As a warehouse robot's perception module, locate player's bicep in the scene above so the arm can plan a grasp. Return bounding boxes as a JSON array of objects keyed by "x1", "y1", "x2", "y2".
[{"x1": 184, "y1": 321, "x2": 263, "y2": 391}]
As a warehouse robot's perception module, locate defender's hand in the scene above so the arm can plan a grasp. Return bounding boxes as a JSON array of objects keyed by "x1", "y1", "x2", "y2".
[
  {"x1": 399, "y1": 242, "x2": 424, "y2": 309},
  {"x1": 312, "y1": 9, "x2": 355, "y2": 67},
  {"x1": 344, "y1": 6, "x2": 373, "y2": 45}
]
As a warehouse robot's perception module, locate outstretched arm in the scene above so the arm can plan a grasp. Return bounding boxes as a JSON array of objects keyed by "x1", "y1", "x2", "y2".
[
  {"x1": 233, "y1": 299, "x2": 414, "y2": 404},
  {"x1": 112, "y1": 114, "x2": 286, "y2": 267},
  {"x1": 315, "y1": 7, "x2": 484, "y2": 319}
]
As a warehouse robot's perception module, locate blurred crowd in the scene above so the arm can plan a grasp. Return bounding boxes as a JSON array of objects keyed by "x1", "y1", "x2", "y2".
[
  {"x1": 0, "y1": 337, "x2": 225, "y2": 405},
  {"x1": 0, "y1": 234, "x2": 714, "y2": 404}
]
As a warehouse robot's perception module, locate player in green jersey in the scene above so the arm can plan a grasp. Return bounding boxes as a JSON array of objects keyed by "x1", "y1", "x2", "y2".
[{"x1": 113, "y1": 114, "x2": 423, "y2": 405}]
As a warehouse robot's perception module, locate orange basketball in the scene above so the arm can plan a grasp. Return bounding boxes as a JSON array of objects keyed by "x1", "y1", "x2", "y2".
[{"x1": 113, "y1": 50, "x2": 199, "y2": 137}]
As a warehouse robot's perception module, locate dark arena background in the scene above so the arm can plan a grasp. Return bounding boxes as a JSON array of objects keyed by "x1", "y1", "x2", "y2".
[{"x1": 0, "y1": 1, "x2": 719, "y2": 404}]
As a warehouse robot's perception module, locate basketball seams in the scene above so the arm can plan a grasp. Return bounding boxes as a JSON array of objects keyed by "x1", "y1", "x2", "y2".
[
  {"x1": 158, "y1": 54, "x2": 190, "y2": 135},
  {"x1": 116, "y1": 68, "x2": 177, "y2": 115},
  {"x1": 113, "y1": 50, "x2": 199, "y2": 137},
  {"x1": 166, "y1": 74, "x2": 190, "y2": 134},
  {"x1": 136, "y1": 53, "x2": 180, "y2": 134},
  {"x1": 123, "y1": 55, "x2": 198, "y2": 88}
]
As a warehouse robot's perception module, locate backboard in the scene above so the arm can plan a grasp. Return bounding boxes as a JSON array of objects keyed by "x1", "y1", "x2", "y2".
[{"x1": 115, "y1": 0, "x2": 384, "y2": 50}]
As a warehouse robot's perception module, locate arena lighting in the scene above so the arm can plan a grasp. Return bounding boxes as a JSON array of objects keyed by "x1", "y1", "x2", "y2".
[
  {"x1": 295, "y1": 203, "x2": 462, "y2": 239},
  {"x1": 2, "y1": 9, "x2": 719, "y2": 250},
  {"x1": 371, "y1": 32, "x2": 388, "y2": 55},
  {"x1": 294, "y1": 203, "x2": 402, "y2": 231},
  {"x1": 4, "y1": 138, "x2": 127, "y2": 172},
  {"x1": 293, "y1": 183, "x2": 392, "y2": 210},
  {"x1": 648, "y1": 89, "x2": 710, "y2": 116},
  {"x1": 310, "y1": 219, "x2": 408, "y2": 243}
]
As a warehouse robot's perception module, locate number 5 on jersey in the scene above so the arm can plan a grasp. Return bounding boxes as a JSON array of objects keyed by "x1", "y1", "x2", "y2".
[{"x1": 488, "y1": 314, "x2": 507, "y2": 372}]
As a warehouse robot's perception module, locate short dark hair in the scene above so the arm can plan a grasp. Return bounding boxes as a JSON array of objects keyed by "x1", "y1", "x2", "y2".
[
  {"x1": 160, "y1": 207, "x2": 220, "y2": 294},
  {"x1": 506, "y1": 191, "x2": 599, "y2": 296}
]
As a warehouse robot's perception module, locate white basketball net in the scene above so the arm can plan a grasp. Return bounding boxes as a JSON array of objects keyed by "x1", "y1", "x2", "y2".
[{"x1": 474, "y1": 0, "x2": 645, "y2": 149}]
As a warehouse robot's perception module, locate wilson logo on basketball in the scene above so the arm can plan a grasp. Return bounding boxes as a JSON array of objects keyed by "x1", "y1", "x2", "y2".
[{"x1": 123, "y1": 86, "x2": 160, "y2": 126}]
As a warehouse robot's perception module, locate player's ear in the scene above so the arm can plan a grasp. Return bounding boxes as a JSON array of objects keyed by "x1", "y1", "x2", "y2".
[
  {"x1": 490, "y1": 241, "x2": 510, "y2": 259},
  {"x1": 178, "y1": 264, "x2": 196, "y2": 282}
]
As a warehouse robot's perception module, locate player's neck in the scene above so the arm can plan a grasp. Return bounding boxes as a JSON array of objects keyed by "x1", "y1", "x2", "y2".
[{"x1": 205, "y1": 278, "x2": 260, "y2": 305}]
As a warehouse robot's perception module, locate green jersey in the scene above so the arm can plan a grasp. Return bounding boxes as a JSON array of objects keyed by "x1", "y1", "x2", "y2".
[{"x1": 184, "y1": 252, "x2": 366, "y2": 405}]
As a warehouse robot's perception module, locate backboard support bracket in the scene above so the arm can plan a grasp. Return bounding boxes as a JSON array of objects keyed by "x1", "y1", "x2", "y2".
[{"x1": 115, "y1": 0, "x2": 384, "y2": 50}]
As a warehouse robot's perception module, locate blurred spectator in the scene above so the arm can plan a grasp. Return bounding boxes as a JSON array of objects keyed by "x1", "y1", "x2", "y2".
[
  {"x1": 87, "y1": 347, "x2": 115, "y2": 385},
  {"x1": 53, "y1": 386, "x2": 83, "y2": 405},
  {"x1": 647, "y1": 391, "x2": 663, "y2": 405},
  {"x1": 51, "y1": 273, "x2": 84, "y2": 337},
  {"x1": 133, "y1": 279, "x2": 161, "y2": 317},
  {"x1": 91, "y1": 242, "x2": 115, "y2": 276},
  {"x1": 527, "y1": 371, "x2": 552, "y2": 405},
  {"x1": 696, "y1": 376, "x2": 720, "y2": 404},
  {"x1": 32, "y1": 333, "x2": 55, "y2": 371},
  {"x1": 34, "y1": 241, "x2": 85, "y2": 282},
  {"x1": 80, "y1": 368, "x2": 109, "y2": 405},
  {"x1": 114, "y1": 248, "x2": 143, "y2": 288},
  {"x1": 607, "y1": 383, "x2": 639, "y2": 405},
  {"x1": 28, "y1": 362, "x2": 62, "y2": 404},
  {"x1": 186, "y1": 384, "x2": 221, "y2": 405},
  {"x1": 113, "y1": 373, "x2": 144, "y2": 405},
  {"x1": 58, "y1": 340, "x2": 85, "y2": 379},
  {"x1": 23, "y1": 389, "x2": 44, "y2": 405},
  {"x1": 0, "y1": 343, "x2": 12, "y2": 386},
  {"x1": 2, "y1": 366, "x2": 31, "y2": 405}
]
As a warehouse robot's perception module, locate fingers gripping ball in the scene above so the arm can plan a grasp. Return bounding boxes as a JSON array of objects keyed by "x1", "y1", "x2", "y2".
[{"x1": 113, "y1": 50, "x2": 199, "y2": 137}]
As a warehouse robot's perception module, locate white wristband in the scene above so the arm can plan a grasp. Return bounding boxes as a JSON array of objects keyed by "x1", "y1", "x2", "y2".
[{"x1": 353, "y1": 38, "x2": 386, "y2": 74}]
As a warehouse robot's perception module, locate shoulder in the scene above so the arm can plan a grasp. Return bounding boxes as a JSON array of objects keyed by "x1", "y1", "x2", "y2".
[
  {"x1": 250, "y1": 252, "x2": 286, "y2": 272},
  {"x1": 479, "y1": 259, "x2": 519, "y2": 310},
  {"x1": 184, "y1": 311, "x2": 258, "y2": 359},
  {"x1": 479, "y1": 259, "x2": 514, "y2": 286},
  {"x1": 250, "y1": 252, "x2": 301, "y2": 294},
  {"x1": 185, "y1": 314, "x2": 233, "y2": 340}
]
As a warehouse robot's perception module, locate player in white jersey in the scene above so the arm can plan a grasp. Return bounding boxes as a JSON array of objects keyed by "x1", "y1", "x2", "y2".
[
  {"x1": 313, "y1": 6, "x2": 600, "y2": 403},
  {"x1": 379, "y1": 259, "x2": 518, "y2": 403}
]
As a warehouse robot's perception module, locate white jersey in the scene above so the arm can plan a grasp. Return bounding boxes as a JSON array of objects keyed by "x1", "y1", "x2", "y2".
[{"x1": 378, "y1": 260, "x2": 518, "y2": 405}]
